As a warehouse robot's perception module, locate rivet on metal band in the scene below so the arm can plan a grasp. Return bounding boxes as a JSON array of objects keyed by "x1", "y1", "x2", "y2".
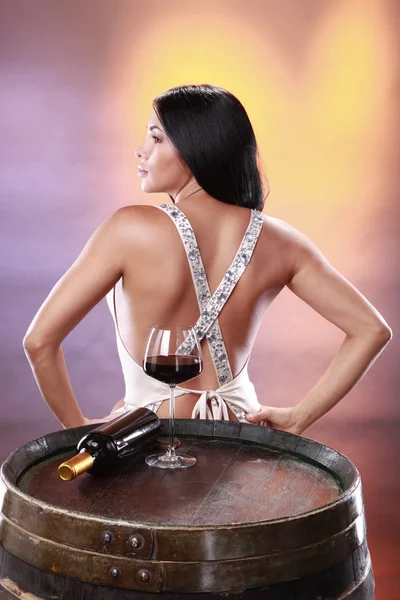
[
  {"x1": 137, "y1": 568, "x2": 150, "y2": 583},
  {"x1": 101, "y1": 531, "x2": 113, "y2": 545},
  {"x1": 109, "y1": 566, "x2": 121, "y2": 579},
  {"x1": 128, "y1": 534, "x2": 143, "y2": 549}
]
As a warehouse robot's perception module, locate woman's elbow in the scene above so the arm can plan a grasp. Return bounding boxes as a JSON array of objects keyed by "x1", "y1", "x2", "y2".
[
  {"x1": 23, "y1": 333, "x2": 40, "y2": 356},
  {"x1": 368, "y1": 321, "x2": 393, "y2": 347},
  {"x1": 379, "y1": 323, "x2": 393, "y2": 344},
  {"x1": 23, "y1": 332, "x2": 55, "y2": 357},
  {"x1": 350, "y1": 318, "x2": 393, "y2": 349}
]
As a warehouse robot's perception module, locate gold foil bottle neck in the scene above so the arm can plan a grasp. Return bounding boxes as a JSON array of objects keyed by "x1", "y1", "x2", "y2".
[{"x1": 58, "y1": 451, "x2": 94, "y2": 481}]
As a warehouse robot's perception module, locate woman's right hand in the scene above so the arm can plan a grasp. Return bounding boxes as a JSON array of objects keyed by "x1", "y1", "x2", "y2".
[
  {"x1": 81, "y1": 417, "x2": 106, "y2": 426},
  {"x1": 82, "y1": 408, "x2": 125, "y2": 427},
  {"x1": 81, "y1": 400, "x2": 126, "y2": 427}
]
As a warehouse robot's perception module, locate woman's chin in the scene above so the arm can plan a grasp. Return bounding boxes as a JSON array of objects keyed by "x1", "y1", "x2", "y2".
[{"x1": 140, "y1": 180, "x2": 152, "y2": 192}]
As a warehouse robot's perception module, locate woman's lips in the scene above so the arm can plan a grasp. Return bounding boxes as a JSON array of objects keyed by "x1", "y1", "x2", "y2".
[{"x1": 138, "y1": 169, "x2": 148, "y2": 177}]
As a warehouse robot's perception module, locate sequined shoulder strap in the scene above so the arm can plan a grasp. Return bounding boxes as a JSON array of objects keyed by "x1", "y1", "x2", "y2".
[{"x1": 156, "y1": 204, "x2": 264, "y2": 386}]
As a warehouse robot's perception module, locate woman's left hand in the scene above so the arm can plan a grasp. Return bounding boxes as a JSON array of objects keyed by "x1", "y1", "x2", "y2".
[{"x1": 245, "y1": 405, "x2": 304, "y2": 435}]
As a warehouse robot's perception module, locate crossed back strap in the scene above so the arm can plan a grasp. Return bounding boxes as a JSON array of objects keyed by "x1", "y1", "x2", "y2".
[{"x1": 156, "y1": 204, "x2": 264, "y2": 387}]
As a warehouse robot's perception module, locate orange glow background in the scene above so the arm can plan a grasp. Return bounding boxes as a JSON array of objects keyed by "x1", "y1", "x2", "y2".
[{"x1": 0, "y1": 1, "x2": 399, "y2": 597}]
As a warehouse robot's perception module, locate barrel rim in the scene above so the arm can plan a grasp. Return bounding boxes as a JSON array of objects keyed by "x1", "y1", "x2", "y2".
[
  {"x1": 0, "y1": 471, "x2": 360, "y2": 530},
  {"x1": 0, "y1": 418, "x2": 361, "y2": 531}
]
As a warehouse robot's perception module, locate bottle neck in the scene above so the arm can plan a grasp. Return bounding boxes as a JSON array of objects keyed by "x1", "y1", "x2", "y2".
[{"x1": 58, "y1": 451, "x2": 95, "y2": 481}]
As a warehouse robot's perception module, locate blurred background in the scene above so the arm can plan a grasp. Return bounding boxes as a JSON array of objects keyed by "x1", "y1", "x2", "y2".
[{"x1": 0, "y1": 0, "x2": 399, "y2": 597}]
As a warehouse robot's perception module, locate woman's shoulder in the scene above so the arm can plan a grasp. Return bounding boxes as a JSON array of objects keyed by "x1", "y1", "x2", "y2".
[
  {"x1": 104, "y1": 204, "x2": 180, "y2": 258},
  {"x1": 260, "y1": 214, "x2": 324, "y2": 271},
  {"x1": 106, "y1": 204, "x2": 166, "y2": 235},
  {"x1": 110, "y1": 203, "x2": 162, "y2": 221},
  {"x1": 261, "y1": 214, "x2": 311, "y2": 247}
]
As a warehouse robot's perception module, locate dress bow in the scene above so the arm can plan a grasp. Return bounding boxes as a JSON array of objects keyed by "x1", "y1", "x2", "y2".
[{"x1": 191, "y1": 390, "x2": 231, "y2": 420}]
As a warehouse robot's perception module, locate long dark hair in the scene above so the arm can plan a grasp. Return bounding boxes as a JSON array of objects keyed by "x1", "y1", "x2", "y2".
[{"x1": 153, "y1": 84, "x2": 269, "y2": 211}]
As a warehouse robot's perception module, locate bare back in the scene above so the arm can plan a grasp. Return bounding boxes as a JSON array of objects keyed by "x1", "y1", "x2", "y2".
[{"x1": 114, "y1": 200, "x2": 294, "y2": 417}]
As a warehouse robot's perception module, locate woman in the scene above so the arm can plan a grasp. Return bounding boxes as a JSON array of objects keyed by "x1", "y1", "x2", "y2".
[{"x1": 23, "y1": 84, "x2": 392, "y2": 434}]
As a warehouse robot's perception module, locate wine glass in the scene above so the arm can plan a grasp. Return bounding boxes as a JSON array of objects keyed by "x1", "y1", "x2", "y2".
[{"x1": 143, "y1": 326, "x2": 203, "y2": 469}]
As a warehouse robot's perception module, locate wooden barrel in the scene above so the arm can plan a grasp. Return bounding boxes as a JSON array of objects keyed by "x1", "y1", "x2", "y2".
[{"x1": 0, "y1": 419, "x2": 374, "y2": 599}]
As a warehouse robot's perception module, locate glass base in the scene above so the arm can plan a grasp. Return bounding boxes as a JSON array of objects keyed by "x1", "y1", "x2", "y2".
[{"x1": 145, "y1": 452, "x2": 196, "y2": 470}]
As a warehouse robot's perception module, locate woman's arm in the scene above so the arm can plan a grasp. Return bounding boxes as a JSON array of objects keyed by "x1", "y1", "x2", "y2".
[
  {"x1": 23, "y1": 208, "x2": 131, "y2": 429},
  {"x1": 246, "y1": 225, "x2": 392, "y2": 434}
]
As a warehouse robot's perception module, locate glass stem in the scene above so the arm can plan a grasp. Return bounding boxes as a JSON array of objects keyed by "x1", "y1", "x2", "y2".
[{"x1": 169, "y1": 383, "x2": 176, "y2": 457}]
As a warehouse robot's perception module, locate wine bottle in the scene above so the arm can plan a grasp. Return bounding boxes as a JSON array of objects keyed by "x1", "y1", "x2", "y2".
[{"x1": 58, "y1": 407, "x2": 160, "y2": 481}]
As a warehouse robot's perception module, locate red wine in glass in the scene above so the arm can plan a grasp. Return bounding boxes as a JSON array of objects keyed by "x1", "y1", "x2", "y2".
[
  {"x1": 143, "y1": 327, "x2": 203, "y2": 469},
  {"x1": 144, "y1": 354, "x2": 202, "y2": 385}
]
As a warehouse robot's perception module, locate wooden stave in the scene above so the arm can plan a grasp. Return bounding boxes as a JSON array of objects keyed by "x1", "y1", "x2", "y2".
[
  {"x1": 0, "y1": 544, "x2": 375, "y2": 599},
  {"x1": 0, "y1": 510, "x2": 367, "y2": 591},
  {"x1": 0, "y1": 419, "x2": 373, "y2": 595}
]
